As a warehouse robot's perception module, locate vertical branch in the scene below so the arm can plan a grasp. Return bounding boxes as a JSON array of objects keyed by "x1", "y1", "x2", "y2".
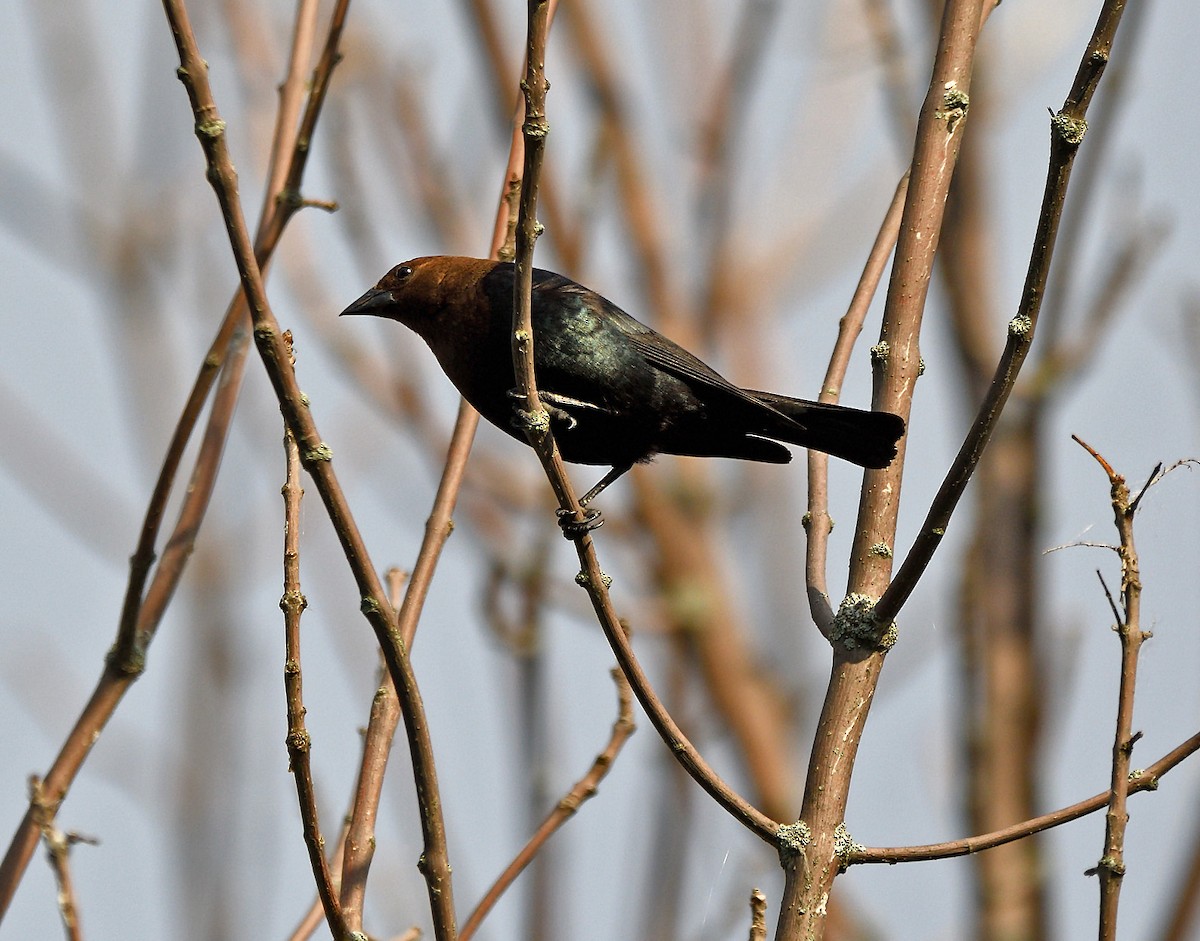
[
  {"x1": 780, "y1": 1, "x2": 988, "y2": 938},
  {"x1": 339, "y1": 568, "x2": 406, "y2": 932},
  {"x1": 158, "y1": 3, "x2": 459, "y2": 938},
  {"x1": 1073, "y1": 437, "x2": 1154, "y2": 941},
  {"x1": 281, "y1": 384, "x2": 349, "y2": 940},
  {"x1": 29, "y1": 779, "x2": 94, "y2": 941},
  {"x1": 0, "y1": 2, "x2": 339, "y2": 917},
  {"x1": 805, "y1": 172, "x2": 908, "y2": 632},
  {"x1": 850, "y1": 0, "x2": 983, "y2": 596},
  {"x1": 563, "y1": 2, "x2": 801, "y2": 828},
  {"x1": 748, "y1": 888, "x2": 768, "y2": 941},
  {"x1": 510, "y1": 0, "x2": 586, "y2": 521},
  {"x1": 878, "y1": 0, "x2": 1134, "y2": 622},
  {"x1": 504, "y1": 0, "x2": 774, "y2": 844}
]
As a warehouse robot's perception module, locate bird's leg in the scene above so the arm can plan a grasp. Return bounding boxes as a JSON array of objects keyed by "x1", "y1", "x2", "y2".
[
  {"x1": 579, "y1": 463, "x2": 632, "y2": 507},
  {"x1": 555, "y1": 463, "x2": 631, "y2": 539}
]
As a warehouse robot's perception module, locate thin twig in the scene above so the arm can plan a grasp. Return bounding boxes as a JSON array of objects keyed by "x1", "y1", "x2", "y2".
[
  {"x1": 340, "y1": 568, "x2": 407, "y2": 932},
  {"x1": 507, "y1": 0, "x2": 775, "y2": 843},
  {"x1": 159, "y1": 3, "x2": 458, "y2": 937},
  {"x1": 396, "y1": 401, "x2": 478, "y2": 649},
  {"x1": 1072, "y1": 437, "x2": 1151, "y2": 940},
  {"x1": 288, "y1": 823, "x2": 351, "y2": 941},
  {"x1": 281, "y1": 393, "x2": 349, "y2": 939},
  {"x1": 781, "y1": 1, "x2": 989, "y2": 936},
  {"x1": 562, "y1": 0, "x2": 801, "y2": 828},
  {"x1": 30, "y1": 778, "x2": 96, "y2": 941},
  {"x1": 805, "y1": 171, "x2": 908, "y2": 634},
  {"x1": 0, "y1": 2, "x2": 337, "y2": 917},
  {"x1": 465, "y1": 0, "x2": 577, "y2": 267},
  {"x1": 1095, "y1": 570, "x2": 1122, "y2": 628},
  {"x1": 1035, "y1": 0, "x2": 1153, "y2": 368},
  {"x1": 877, "y1": 0, "x2": 1136, "y2": 624},
  {"x1": 851, "y1": 730, "x2": 1200, "y2": 864},
  {"x1": 748, "y1": 888, "x2": 768, "y2": 941},
  {"x1": 459, "y1": 669, "x2": 636, "y2": 941},
  {"x1": 509, "y1": 0, "x2": 581, "y2": 519}
]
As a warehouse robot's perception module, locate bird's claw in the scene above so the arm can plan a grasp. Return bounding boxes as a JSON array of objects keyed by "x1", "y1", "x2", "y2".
[
  {"x1": 556, "y1": 507, "x2": 604, "y2": 539},
  {"x1": 545, "y1": 405, "x2": 578, "y2": 430},
  {"x1": 507, "y1": 389, "x2": 578, "y2": 431}
]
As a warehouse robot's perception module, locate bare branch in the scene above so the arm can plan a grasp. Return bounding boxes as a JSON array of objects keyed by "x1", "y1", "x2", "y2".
[
  {"x1": 30, "y1": 778, "x2": 96, "y2": 941},
  {"x1": 806, "y1": 172, "x2": 908, "y2": 633},
  {"x1": 783, "y1": 1, "x2": 990, "y2": 935},
  {"x1": 852, "y1": 731, "x2": 1200, "y2": 864},
  {"x1": 159, "y1": 2, "x2": 459, "y2": 935},
  {"x1": 1071, "y1": 438, "x2": 1152, "y2": 939},
  {"x1": 281, "y1": 387, "x2": 349, "y2": 939},
  {"x1": 877, "y1": 0, "x2": 1137, "y2": 624},
  {"x1": 507, "y1": 0, "x2": 776, "y2": 844},
  {"x1": 748, "y1": 887, "x2": 768, "y2": 941},
  {"x1": 459, "y1": 670, "x2": 636, "y2": 941},
  {"x1": 0, "y1": 0, "x2": 340, "y2": 915}
]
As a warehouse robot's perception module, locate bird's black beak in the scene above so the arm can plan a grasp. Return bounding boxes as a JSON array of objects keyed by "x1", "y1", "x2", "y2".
[{"x1": 340, "y1": 288, "x2": 396, "y2": 317}]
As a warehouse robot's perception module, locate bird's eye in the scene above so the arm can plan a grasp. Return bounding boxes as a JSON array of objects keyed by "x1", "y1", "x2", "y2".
[{"x1": 394, "y1": 264, "x2": 413, "y2": 282}]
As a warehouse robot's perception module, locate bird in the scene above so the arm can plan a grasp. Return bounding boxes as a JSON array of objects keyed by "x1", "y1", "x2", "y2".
[{"x1": 341, "y1": 256, "x2": 904, "y2": 531}]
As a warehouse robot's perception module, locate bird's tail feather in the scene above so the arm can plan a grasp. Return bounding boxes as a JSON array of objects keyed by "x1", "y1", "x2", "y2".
[{"x1": 746, "y1": 391, "x2": 905, "y2": 469}]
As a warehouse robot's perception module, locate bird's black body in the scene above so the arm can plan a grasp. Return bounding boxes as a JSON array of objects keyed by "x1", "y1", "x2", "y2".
[{"x1": 343, "y1": 256, "x2": 904, "y2": 486}]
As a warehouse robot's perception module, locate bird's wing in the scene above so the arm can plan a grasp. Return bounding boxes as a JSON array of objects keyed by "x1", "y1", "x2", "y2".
[
  {"x1": 529, "y1": 269, "x2": 801, "y2": 426},
  {"x1": 613, "y1": 310, "x2": 804, "y2": 424}
]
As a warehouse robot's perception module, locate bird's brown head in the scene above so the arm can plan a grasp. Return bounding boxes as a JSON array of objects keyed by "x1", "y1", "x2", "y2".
[{"x1": 339, "y1": 255, "x2": 497, "y2": 340}]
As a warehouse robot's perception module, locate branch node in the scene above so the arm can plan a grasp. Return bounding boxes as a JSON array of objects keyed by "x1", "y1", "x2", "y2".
[
  {"x1": 105, "y1": 639, "x2": 147, "y2": 677},
  {"x1": 935, "y1": 83, "x2": 970, "y2": 132},
  {"x1": 279, "y1": 590, "x2": 308, "y2": 615},
  {"x1": 1008, "y1": 314, "x2": 1033, "y2": 337},
  {"x1": 195, "y1": 118, "x2": 226, "y2": 140},
  {"x1": 831, "y1": 594, "x2": 897, "y2": 650},
  {"x1": 575, "y1": 569, "x2": 613, "y2": 590},
  {"x1": 775, "y1": 822, "x2": 811, "y2": 864},
  {"x1": 512, "y1": 406, "x2": 550, "y2": 436},
  {"x1": 802, "y1": 511, "x2": 833, "y2": 534},
  {"x1": 1094, "y1": 853, "x2": 1126, "y2": 877},
  {"x1": 359, "y1": 595, "x2": 383, "y2": 617},
  {"x1": 286, "y1": 729, "x2": 311, "y2": 754},
  {"x1": 301, "y1": 443, "x2": 333, "y2": 464},
  {"x1": 522, "y1": 118, "x2": 549, "y2": 140},
  {"x1": 1051, "y1": 110, "x2": 1088, "y2": 146},
  {"x1": 1128, "y1": 768, "x2": 1154, "y2": 789},
  {"x1": 834, "y1": 823, "x2": 865, "y2": 869}
]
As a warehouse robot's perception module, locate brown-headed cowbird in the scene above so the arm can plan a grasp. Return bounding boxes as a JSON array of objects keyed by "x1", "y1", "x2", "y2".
[{"x1": 342, "y1": 256, "x2": 904, "y2": 523}]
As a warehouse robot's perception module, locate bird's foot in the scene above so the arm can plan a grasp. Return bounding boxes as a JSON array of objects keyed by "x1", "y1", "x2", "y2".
[
  {"x1": 556, "y1": 507, "x2": 604, "y2": 539},
  {"x1": 507, "y1": 389, "x2": 578, "y2": 431}
]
